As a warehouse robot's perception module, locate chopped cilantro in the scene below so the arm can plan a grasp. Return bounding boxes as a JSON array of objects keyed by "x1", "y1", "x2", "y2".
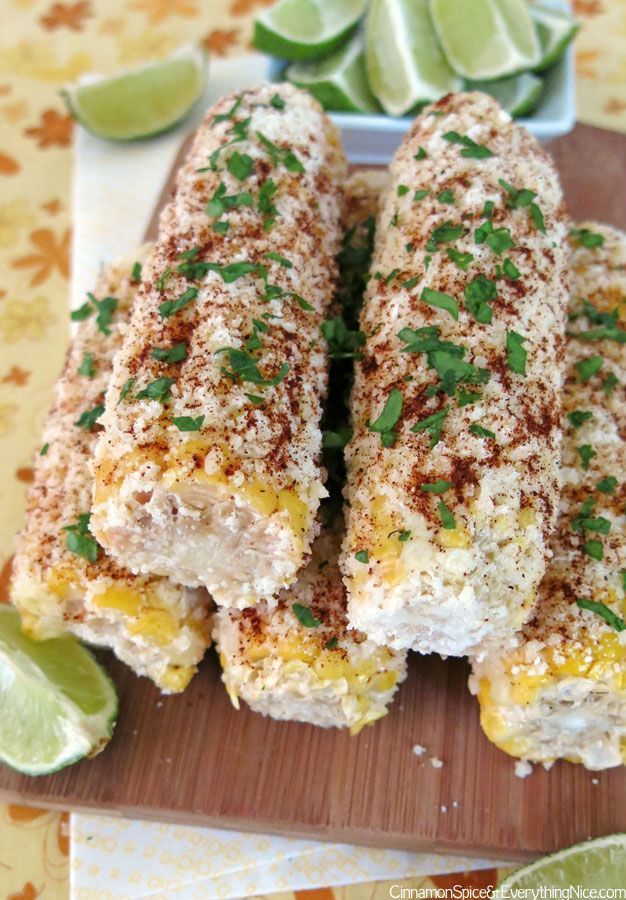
[
  {"x1": 71, "y1": 301, "x2": 93, "y2": 322},
  {"x1": 503, "y1": 258, "x2": 521, "y2": 280},
  {"x1": 464, "y1": 275, "x2": 497, "y2": 324},
  {"x1": 567, "y1": 410, "x2": 592, "y2": 429},
  {"x1": 438, "y1": 500, "x2": 456, "y2": 529},
  {"x1": 270, "y1": 93, "x2": 285, "y2": 110},
  {"x1": 402, "y1": 276, "x2": 420, "y2": 290},
  {"x1": 397, "y1": 184, "x2": 410, "y2": 197},
  {"x1": 442, "y1": 131, "x2": 493, "y2": 158},
  {"x1": 265, "y1": 251, "x2": 292, "y2": 268},
  {"x1": 74, "y1": 404, "x2": 104, "y2": 430},
  {"x1": 421, "y1": 287, "x2": 459, "y2": 320},
  {"x1": 458, "y1": 389, "x2": 481, "y2": 407},
  {"x1": 421, "y1": 479, "x2": 451, "y2": 494},
  {"x1": 151, "y1": 342, "x2": 187, "y2": 364},
  {"x1": 78, "y1": 353, "x2": 96, "y2": 378},
  {"x1": 469, "y1": 423, "x2": 495, "y2": 439},
  {"x1": 136, "y1": 377, "x2": 175, "y2": 404},
  {"x1": 131, "y1": 261, "x2": 142, "y2": 281},
  {"x1": 603, "y1": 372, "x2": 618, "y2": 396},
  {"x1": 226, "y1": 150, "x2": 254, "y2": 181},
  {"x1": 583, "y1": 539, "x2": 603, "y2": 561},
  {"x1": 321, "y1": 316, "x2": 365, "y2": 359},
  {"x1": 256, "y1": 131, "x2": 304, "y2": 173},
  {"x1": 355, "y1": 550, "x2": 369, "y2": 564},
  {"x1": 575, "y1": 355, "x2": 604, "y2": 382},
  {"x1": 506, "y1": 331, "x2": 527, "y2": 374},
  {"x1": 119, "y1": 377, "x2": 135, "y2": 403},
  {"x1": 447, "y1": 247, "x2": 473, "y2": 271},
  {"x1": 159, "y1": 287, "x2": 198, "y2": 318},
  {"x1": 368, "y1": 388, "x2": 403, "y2": 446},
  {"x1": 322, "y1": 427, "x2": 352, "y2": 449},
  {"x1": 411, "y1": 404, "x2": 450, "y2": 448},
  {"x1": 88, "y1": 294, "x2": 118, "y2": 335},
  {"x1": 576, "y1": 598, "x2": 624, "y2": 632},
  {"x1": 428, "y1": 221, "x2": 464, "y2": 247},
  {"x1": 245, "y1": 393, "x2": 264, "y2": 405},
  {"x1": 597, "y1": 476, "x2": 618, "y2": 494},
  {"x1": 213, "y1": 220, "x2": 230, "y2": 234},
  {"x1": 172, "y1": 415, "x2": 204, "y2": 432},
  {"x1": 570, "y1": 228, "x2": 605, "y2": 249},
  {"x1": 413, "y1": 189, "x2": 430, "y2": 202},
  {"x1": 325, "y1": 637, "x2": 339, "y2": 650},
  {"x1": 218, "y1": 348, "x2": 288, "y2": 387},
  {"x1": 576, "y1": 444, "x2": 596, "y2": 470},
  {"x1": 414, "y1": 147, "x2": 427, "y2": 160},
  {"x1": 64, "y1": 513, "x2": 99, "y2": 563},
  {"x1": 437, "y1": 189, "x2": 455, "y2": 204},
  {"x1": 40, "y1": 443, "x2": 49, "y2": 456}
]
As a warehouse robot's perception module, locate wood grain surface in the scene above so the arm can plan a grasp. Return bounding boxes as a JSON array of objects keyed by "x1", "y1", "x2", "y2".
[{"x1": 1, "y1": 124, "x2": 624, "y2": 861}]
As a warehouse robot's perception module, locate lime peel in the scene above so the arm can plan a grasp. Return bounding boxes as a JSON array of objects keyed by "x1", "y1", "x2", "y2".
[
  {"x1": 0, "y1": 605, "x2": 117, "y2": 776},
  {"x1": 63, "y1": 45, "x2": 207, "y2": 141}
]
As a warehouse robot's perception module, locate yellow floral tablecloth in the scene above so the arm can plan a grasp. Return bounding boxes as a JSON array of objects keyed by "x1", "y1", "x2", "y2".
[{"x1": 0, "y1": 0, "x2": 625, "y2": 897}]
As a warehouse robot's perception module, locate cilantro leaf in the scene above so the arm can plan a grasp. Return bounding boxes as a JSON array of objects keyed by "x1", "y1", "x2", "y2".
[
  {"x1": 74, "y1": 404, "x2": 104, "y2": 430},
  {"x1": 151, "y1": 342, "x2": 187, "y2": 364},
  {"x1": 437, "y1": 500, "x2": 456, "y2": 529},
  {"x1": 570, "y1": 228, "x2": 605, "y2": 249},
  {"x1": 576, "y1": 598, "x2": 624, "y2": 632},
  {"x1": 421, "y1": 287, "x2": 459, "y2": 320},
  {"x1": 421, "y1": 479, "x2": 451, "y2": 494},
  {"x1": 506, "y1": 331, "x2": 527, "y2": 375},
  {"x1": 172, "y1": 415, "x2": 204, "y2": 432},
  {"x1": 411, "y1": 404, "x2": 450, "y2": 448},
  {"x1": 575, "y1": 356, "x2": 604, "y2": 382},
  {"x1": 442, "y1": 131, "x2": 493, "y2": 159},
  {"x1": 464, "y1": 275, "x2": 497, "y2": 324},
  {"x1": 292, "y1": 602, "x2": 321, "y2": 628},
  {"x1": 368, "y1": 388, "x2": 403, "y2": 446}
]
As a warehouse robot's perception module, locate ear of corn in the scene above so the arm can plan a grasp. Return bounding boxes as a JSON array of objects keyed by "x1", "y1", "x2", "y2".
[
  {"x1": 214, "y1": 171, "x2": 408, "y2": 732},
  {"x1": 341, "y1": 92, "x2": 569, "y2": 657},
  {"x1": 91, "y1": 84, "x2": 347, "y2": 609},
  {"x1": 10, "y1": 248, "x2": 212, "y2": 693},
  {"x1": 471, "y1": 222, "x2": 626, "y2": 770}
]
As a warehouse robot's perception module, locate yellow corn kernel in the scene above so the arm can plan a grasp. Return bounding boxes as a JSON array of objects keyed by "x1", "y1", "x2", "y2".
[
  {"x1": 278, "y1": 489, "x2": 308, "y2": 537},
  {"x1": 519, "y1": 508, "x2": 536, "y2": 527},
  {"x1": 92, "y1": 585, "x2": 142, "y2": 616},
  {"x1": 128, "y1": 608, "x2": 178, "y2": 645},
  {"x1": 369, "y1": 670, "x2": 397, "y2": 693},
  {"x1": 437, "y1": 528, "x2": 470, "y2": 549},
  {"x1": 158, "y1": 665, "x2": 196, "y2": 693}
]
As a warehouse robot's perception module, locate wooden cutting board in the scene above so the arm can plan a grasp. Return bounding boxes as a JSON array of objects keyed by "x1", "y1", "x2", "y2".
[{"x1": 0, "y1": 125, "x2": 624, "y2": 861}]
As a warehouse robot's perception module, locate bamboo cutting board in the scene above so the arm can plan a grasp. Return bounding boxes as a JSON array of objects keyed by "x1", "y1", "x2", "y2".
[{"x1": 0, "y1": 125, "x2": 625, "y2": 861}]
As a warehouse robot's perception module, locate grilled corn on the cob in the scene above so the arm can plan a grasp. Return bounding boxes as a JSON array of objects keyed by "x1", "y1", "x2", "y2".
[
  {"x1": 214, "y1": 172, "x2": 407, "y2": 731},
  {"x1": 91, "y1": 84, "x2": 346, "y2": 608},
  {"x1": 214, "y1": 515, "x2": 407, "y2": 732},
  {"x1": 10, "y1": 248, "x2": 211, "y2": 693},
  {"x1": 342, "y1": 92, "x2": 569, "y2": 656},
  {"x1": 470, "y1": 222, "x2": 626, "y2": 770}
]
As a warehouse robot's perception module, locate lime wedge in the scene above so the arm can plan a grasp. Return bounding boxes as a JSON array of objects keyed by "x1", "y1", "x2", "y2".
[
  {"x1": 430, "y1": 0, "x2": 541, "y2": 80},
  {"x1": 465, "y1": 72, "x2": 543, "y2": 117},
  {"x1": 254, "y1": 0, "x2": 366, "y2": 62},
  {"x1": 286, "y1": 32, "x2": 380, "y2": 113},
  {"x1": 365, "y1": 0, "x2": 461, "y2": 117},
  {"x1": 530, "y1": 2, "x2": 579, "y2": 72},
  {"x1": 499, "y1": 834, "x2": 626, "y2": 890},
  {"x1": 63, "y1": 45, "x2": 207, "y2": 141},
  {"x1": 0, "y1": 605, "x2": 117, "y2": 776}
]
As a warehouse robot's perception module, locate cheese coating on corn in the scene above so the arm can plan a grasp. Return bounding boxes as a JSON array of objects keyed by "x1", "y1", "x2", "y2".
[
  {"x1": 342, "y1": 92, "x2": 569, "y2": 656},
  {"x1": 91, "y1": 84, "x2": 346, "y2": 608},
  {"x1": 214, "y1": 173, "x2": 407, "y2": 731},
  {"x1": 214, "y1": 516, "x2": 407, "y2": 733},
  {"x1": 471, "y1": 222, "x2": 626, "y2": 770},
  {"x1": 10, "y1": 248, "x2": 212, "y2": 694}
]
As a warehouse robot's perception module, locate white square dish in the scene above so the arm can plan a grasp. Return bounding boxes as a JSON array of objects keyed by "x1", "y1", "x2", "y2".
[{"x1": 268, "y1": 1, "x2": 576, "y2": 163}]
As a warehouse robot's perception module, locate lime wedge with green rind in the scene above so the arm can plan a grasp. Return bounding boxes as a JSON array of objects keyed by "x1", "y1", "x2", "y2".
[
  {"x1": 0, "y1": 605, "x2": 117, "y2": 776},
  {"x1": 63, "y1": 45, "x2": 207, "y2": 141},
  {"x1": 465, "y1": 72, "x2": 543, "y2": 117},
  {"x1": 366, "y1": 0, "x2": 461, "y2": 117},
  {"x1": 430, "y1": 0, "x2": 541, "y2": 80},
  {"x1": 499, "y1": 834, "x2": 626, "y2": 890},
  {"x1": 530, "y1": 2, "x2": 579, "y2": 72},
  {"x1": 286, "y1": 32, "x2": 380, "y2": 113},
  {"x1": 254, "y1": 0, "x2": 366, "y2": 62}
]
